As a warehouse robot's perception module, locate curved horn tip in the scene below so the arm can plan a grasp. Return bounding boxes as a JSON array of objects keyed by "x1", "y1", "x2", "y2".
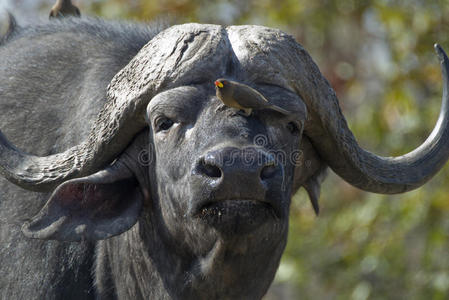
[{"x1": 434, "y1": 43, "x2": 448, "y2": 62}]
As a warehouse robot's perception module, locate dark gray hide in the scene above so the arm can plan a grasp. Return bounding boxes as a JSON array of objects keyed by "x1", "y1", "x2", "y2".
[
  {"x1": 0, "y1": 17, "x2": 164, "y2": 299},
  {"x1": 1, "y1": 15, "x2": 449, "y2": 300}
]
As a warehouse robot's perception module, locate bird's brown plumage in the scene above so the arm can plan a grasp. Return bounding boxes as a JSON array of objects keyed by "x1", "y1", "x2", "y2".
[
  {"x1": 215, "y1": 79, "x2": 290, "y2": 116},
  {"x1": 49, "y1": 0, "x2": 81, "y2": 19}
]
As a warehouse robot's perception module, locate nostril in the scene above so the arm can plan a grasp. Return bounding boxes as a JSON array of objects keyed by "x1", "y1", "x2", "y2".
[
  {"x1": 260, "y1": 162, "x2": 278, "y2": 180},
  {"x1": 199, "y1": 159, "x2": 222, "y2": 178}
]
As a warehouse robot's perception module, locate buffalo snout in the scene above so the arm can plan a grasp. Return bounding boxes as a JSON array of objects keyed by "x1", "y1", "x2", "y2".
[
  {"x1": 195, "y1": 146, "x2": 283, "y2": 189},
  {"x1": 190, "y1": 146, "x2": 285, "y2": 233}
]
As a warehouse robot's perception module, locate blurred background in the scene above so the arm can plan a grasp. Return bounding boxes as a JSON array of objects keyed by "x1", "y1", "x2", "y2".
[{"x1": 1, "y1": 0, "x2": 449, "y2": 299}]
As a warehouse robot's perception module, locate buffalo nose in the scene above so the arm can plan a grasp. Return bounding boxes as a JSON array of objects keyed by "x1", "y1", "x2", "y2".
[{"x1": 194, "y1": 147, "x2": 282, "y2": 187}]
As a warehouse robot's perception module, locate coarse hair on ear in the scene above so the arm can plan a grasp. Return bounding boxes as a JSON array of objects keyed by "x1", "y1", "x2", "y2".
[{"x1": 22, "y1": 160, "x2": 143, "y2": 242}]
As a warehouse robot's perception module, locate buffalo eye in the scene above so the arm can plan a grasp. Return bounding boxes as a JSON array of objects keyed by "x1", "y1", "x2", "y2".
[
  {"x1": 155, "y1": 117, "x2": 174, "y2": 132},
  {"x1": 286, "y1": 121, "x2": 301, "y2": 135}
]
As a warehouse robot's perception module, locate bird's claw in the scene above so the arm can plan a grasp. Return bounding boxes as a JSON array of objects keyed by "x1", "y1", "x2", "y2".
[{"x1": 215, "y1": 104, "x2": 227, "y2": 113}]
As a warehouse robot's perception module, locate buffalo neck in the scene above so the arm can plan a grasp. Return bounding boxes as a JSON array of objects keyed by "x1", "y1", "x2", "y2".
[{"x1": 96, "y1": 208, "x2": 287, "y2": 299}]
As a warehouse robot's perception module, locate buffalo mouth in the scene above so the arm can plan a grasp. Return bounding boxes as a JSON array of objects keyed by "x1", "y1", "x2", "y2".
[{"x1": 195, "y1": 199, "x2": 279, "y2": 234}]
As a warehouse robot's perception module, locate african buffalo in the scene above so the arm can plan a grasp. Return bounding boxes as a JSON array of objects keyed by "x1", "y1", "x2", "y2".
[{"x1": 1, "y1": 14, "x2": 449, "y2": 300}]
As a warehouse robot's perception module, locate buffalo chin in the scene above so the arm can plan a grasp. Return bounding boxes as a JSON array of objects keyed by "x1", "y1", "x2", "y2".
[{"x1": 197, "y1": 200, "x2": 278, "y2": 235}]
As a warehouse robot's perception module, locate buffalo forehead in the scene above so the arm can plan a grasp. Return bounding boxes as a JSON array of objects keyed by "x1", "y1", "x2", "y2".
[
  {"x1": 148, "y1": 82, "x2": 305, "y2": 124},
  {"x1": 147, "y1": 85, "x2": 207, "y2": 120}
]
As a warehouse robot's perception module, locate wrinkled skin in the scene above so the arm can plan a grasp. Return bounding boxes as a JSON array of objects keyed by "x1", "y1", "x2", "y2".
[{"x1": 95, "y1": 84, "x2": 308, "y2": 299}]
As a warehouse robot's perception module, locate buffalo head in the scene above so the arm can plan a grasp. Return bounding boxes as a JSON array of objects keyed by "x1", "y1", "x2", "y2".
[{"x1": 1, "y1": 23, "x2": 449, "y2": 298}]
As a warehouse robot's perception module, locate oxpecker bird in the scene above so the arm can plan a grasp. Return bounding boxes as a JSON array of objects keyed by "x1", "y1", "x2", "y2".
[{"x1": 215, "y1": 78, "x2": 290, "y2": 116}]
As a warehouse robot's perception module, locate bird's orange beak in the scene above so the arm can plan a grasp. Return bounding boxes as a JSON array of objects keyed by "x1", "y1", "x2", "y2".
[{"x1": 214, "y1": 80, "x2": 224, "y2": 88}]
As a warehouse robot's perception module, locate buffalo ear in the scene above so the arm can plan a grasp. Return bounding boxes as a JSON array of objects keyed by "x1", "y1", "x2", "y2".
[
  {"x1": 302, "y1": 167, "x2": 327, "y2": 215},
  {"x1": 22, "y1": 164, "x2": 143, "y2": 241},
  {"x1": 293, "y1": 135, "x2": 328, "y2": 215}
]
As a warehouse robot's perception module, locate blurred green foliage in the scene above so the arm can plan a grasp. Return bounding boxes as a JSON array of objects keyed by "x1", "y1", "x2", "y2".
[{"x1": 48, "y1": 0, "x2": 449, "y2": 298}]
